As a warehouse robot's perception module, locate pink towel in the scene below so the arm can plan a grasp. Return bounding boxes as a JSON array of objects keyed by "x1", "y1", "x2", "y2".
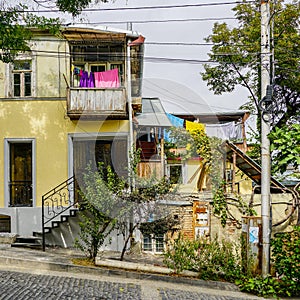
[{"x1": 94, "y1": 68, "x2": 120, "y2": 88}]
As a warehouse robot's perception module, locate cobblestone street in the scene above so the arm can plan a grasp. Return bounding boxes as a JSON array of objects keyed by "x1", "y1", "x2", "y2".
[{"x1": 0, "y1": 269, "x2": 261, "y2": 300}]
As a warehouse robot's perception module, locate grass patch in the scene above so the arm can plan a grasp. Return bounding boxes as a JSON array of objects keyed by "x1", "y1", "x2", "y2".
[{"x1": 72, "y1": 257, "x2": 95, "y2": 267}]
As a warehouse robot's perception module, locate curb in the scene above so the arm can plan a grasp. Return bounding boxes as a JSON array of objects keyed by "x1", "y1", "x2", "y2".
[
  {"x1": 95, "y1": 258, "x2": 200, "y2": 278},
  {"x1": 0, "y1": 254, "x2": 240, "y2": 292}
]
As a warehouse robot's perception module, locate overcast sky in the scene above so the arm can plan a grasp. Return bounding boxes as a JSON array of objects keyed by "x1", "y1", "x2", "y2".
[
  {"x1": 78, "y1": 0, "x2": 250, "y2": 114},
  {"x1": 32, "y1": 0, "x2": 251, "y2": 115}
]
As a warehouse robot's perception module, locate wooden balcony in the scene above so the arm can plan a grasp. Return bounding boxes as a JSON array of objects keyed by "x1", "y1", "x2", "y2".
[{"x1": 67, "y1": 87, "x2": 127, "y2": 119}]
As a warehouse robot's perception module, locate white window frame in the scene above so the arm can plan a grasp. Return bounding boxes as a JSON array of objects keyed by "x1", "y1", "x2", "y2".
[
  {"x1": 5, "y1": 55, "x2": 36, "y2": 98},
  {"x1": 142, "y1": 233, "x2": 165, "y2": 253},
  {"x1": 4, "y1": 138, "x2": 36, "y2": 207},
  {"x1": 166, "y1": 162, "x2": 187, "y2": 184}
]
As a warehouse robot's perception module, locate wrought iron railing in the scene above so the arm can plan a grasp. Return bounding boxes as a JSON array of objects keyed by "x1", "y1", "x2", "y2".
[
  {"x1": 42, "y1": 176, "x2": 77, "y2": 251},
  {"x1": 9, "y1": 181, "x2": 32, "y2": 207}
]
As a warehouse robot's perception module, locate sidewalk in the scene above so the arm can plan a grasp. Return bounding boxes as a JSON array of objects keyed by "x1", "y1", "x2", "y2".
[{"x1": 0, "y1": 244, "x2": 263, "y2": 299}]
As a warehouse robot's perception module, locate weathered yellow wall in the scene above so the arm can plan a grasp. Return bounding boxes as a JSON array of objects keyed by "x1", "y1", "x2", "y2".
[
  {"x1": 176, "y1": 159, "x2": 204, "y2": 194},
  {"x1": 0, "y1": 62, "x2": 5, "y2": 98},
  {"x1": 176, "y1": 159, "x2": 253, "y2": 195},
  {"x1": 0, "y1": 35, "x2": 69, "y2": 99},
  {"x1": 34, "y1": 37, "x2": 69, "y2": 98},
  {"x1": 0, "y1": 100, "x2": 129, "y2": 208},
  {"x1": 210, "y1": 192, "x2": 297, "y2": 244},
  {"x1": 0, "y1": 34, "x2": 130, "y2": 208}
]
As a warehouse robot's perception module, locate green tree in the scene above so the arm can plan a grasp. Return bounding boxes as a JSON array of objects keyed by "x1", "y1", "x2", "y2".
[
  {"x1": 269, "y1": 124, "x2": 300, "y2": 175},
  {"x1": 0, "y1": 3, "x2": 61, "y2": 63},
  {"x1": 201, "y1": 0, "x2": 300, "y2": 127},
  {"x1": 74, "y1": 164, "x2": 123, "y2": 262},
  {"x1": 75, "y1": 151, "x2": 176, "y2": 262},
  {"x1": 116, "y1": 150, "x2": 175, "y2": 261},
  {"x1": 55, "y1": 0, "x2": 108, "y2": 16},
  {"x1": 0, "y1": 0, "x2": 110, "y2": 63}
]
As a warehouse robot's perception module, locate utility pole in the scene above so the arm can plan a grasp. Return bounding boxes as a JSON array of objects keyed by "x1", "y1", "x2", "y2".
[
  {"x1": 126, "y1": 23, "x2": 134, "y2": 187},
  {"x1": 260, "y1": 0, "x2": 271, "y2": 276}
]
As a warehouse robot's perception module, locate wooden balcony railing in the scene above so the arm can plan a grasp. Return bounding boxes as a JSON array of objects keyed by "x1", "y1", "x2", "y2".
[{"x1": 67, "y1": 87, "x2": 127, "y2": 119}]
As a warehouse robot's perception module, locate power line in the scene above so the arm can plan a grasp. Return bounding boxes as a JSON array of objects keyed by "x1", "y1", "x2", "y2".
[
  {"x1": 144, "y1": 78, "x2": 236, "y2": 111},
  {"x1": 146, "y1": 42, "x2": 213, "y2": 46},
  {"x1": 67, "y1": 17, "x2": 236, "y2": 25},
  {"x1": 7, "y1": 1, "x2": 255, "y2": 13},
  {"x1": 28, "y1": 38, "x2": 254, "y2": 48},
  {"x1": 4, "y1": 47, "x2": 261, "y2": 63}
]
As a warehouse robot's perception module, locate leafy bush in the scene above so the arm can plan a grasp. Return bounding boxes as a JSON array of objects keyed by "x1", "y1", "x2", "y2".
[
  {"x1": 238, "y1": 226, "x2": 300, "y2": 298},
  {"x1": 163, "y1": 235, "x2": 199, "y2": 274},
  {"x1": 271, "y1": 226, "x2": 300, "y2": 297},
  {"x1": 237, "y1": 275, "x2": 281, "y2": 298},
  {"x1": 163, "y1": 235, "x2": 242, "y2": 282}
]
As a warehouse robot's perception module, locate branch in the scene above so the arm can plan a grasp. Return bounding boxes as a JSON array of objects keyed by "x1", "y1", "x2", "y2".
[{"x1": 230, "y1": 61, "x2": 259, "y2": 111}]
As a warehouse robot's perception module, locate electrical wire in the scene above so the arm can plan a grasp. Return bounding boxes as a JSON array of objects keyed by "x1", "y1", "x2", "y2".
[
  {"x1": 144, "y1": 78, "x2": 233, "y2": 112},
  {"x1": 28, "y1": 38, "x2": 260, "y2": 48},
  {"x1": 3, "y1": 1, "x2": 256, "y2": 13},
  {"x1": 67, "y1": 17, "x2": 236, "y2": 25},
  {"x1": 3, "y1": 47, "x2": 262, "y2": 65}
]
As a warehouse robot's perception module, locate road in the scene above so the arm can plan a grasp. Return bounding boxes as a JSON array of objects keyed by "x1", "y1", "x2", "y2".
[{"x1": 0, "y1": 268, "x2": 262, "y2": 300}]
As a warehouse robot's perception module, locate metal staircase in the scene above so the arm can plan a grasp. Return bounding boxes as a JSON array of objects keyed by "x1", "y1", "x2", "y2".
[
  {"x1": 11, "y1": 176, "x2": 79, "y2": 250},
  {"x1": 221, "y1": 140, "x2": 286, "y2": 192},
  {"x1": 41, "y1": 176, "x2": 78, "y2": 251}
]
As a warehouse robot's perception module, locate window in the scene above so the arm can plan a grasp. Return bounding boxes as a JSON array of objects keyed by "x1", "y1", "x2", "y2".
[
  {"x1": 143, "y1": 234, "x2": 165, "y2": 253},
  {"x1": 167, "y1": 164, "x2": 183, "y2": 184},
  {"x1": 111, "y1": 63, "x2": 124, "y2": 85},
  {"x1": 12, "y1": 60, "x2": 32, "y2": 97},
  {"x1": 8, "y1": 142, "x2": 33, "y2": 206},
  {"x1": 90, "y1": 65, "x2": 106, "y2": 73}
]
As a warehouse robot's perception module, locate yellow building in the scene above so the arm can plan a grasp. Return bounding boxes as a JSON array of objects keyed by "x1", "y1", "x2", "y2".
[{"x1": 0, "y1": 25, "x2": 144, "y2": 241}]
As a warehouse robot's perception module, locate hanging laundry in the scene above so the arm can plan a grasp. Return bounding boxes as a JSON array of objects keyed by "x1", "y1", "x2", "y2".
[
  {"x1": 79, "y1": 71, "x2": 88, "y2": 87},
  {"x1": 166, "y1": 113, "x2": 184, "y2": 127},
  {"x1": 205, "y1": 122, "x2": 242, "y2": 140},
  {"x1": 164, "y1": 113, "x2": 185, "y2": 142},
  {"x1": 73, "y1": 67, "x2": 81, "y2": 75},
  {"x1": 88, "y1": 72, "x2": 95, "y2": 88},
  {"x1": 94, "y1": 68, "x2": 120, "y2": 88},
  {"x1": 185, "y1": 120, "x2": 206, "y2": 133}
]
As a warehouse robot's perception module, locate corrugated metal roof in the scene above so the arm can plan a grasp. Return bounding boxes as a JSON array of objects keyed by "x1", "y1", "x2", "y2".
[
  {"x1": 136, "y1": 98, "x2": 173, "y2": 127},
  {"x1": 62, "y1": 25, "x2": 140, "y2": 39}
]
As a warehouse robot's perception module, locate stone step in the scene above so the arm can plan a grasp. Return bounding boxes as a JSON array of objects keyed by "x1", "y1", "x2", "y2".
[
  {"x1": 15, "y1": 236, "x2": 41, "y2": 244},
  {"x1": 11, "y1": 242, "x2": 42, "y2": 250},
  {"x1": 11, "y1": 235, "x2": 42, "y2": 250}
]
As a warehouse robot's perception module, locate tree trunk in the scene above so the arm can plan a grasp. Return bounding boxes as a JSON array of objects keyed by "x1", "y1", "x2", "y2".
[{"x1": 120, "y1": 224, "x2": 138, "y2": 261}]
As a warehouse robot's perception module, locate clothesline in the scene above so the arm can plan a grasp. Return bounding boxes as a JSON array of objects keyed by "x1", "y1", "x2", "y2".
[
  {"x1": 73, "y1": 68, "x2": 120, "y2": 88},
  {"x1": 165, "y1": 113, "x2": 243, "y2": 141}
]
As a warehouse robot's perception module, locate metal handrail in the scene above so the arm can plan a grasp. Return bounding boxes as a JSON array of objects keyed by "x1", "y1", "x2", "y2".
[{"x1": 42, "y1": 176, "x2": 77, "y2": 251}]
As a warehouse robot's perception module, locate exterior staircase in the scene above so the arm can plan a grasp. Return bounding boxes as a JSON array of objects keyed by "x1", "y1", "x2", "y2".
[
  {"x1": 11, "y1": 236, "x2": 42, "y2": 249},
  {"x1": 137, "y1": 141, "x2": 158, "y2": 160},
  {"x1": 11, "y1": 176, "x2": 79, "y2": 250},
  {"x1": 42, "y1": 208, "x2": 78, "y2": 234},
  {"x1": 10, "y1": 208, "x2": 79, "y2": 250}
]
